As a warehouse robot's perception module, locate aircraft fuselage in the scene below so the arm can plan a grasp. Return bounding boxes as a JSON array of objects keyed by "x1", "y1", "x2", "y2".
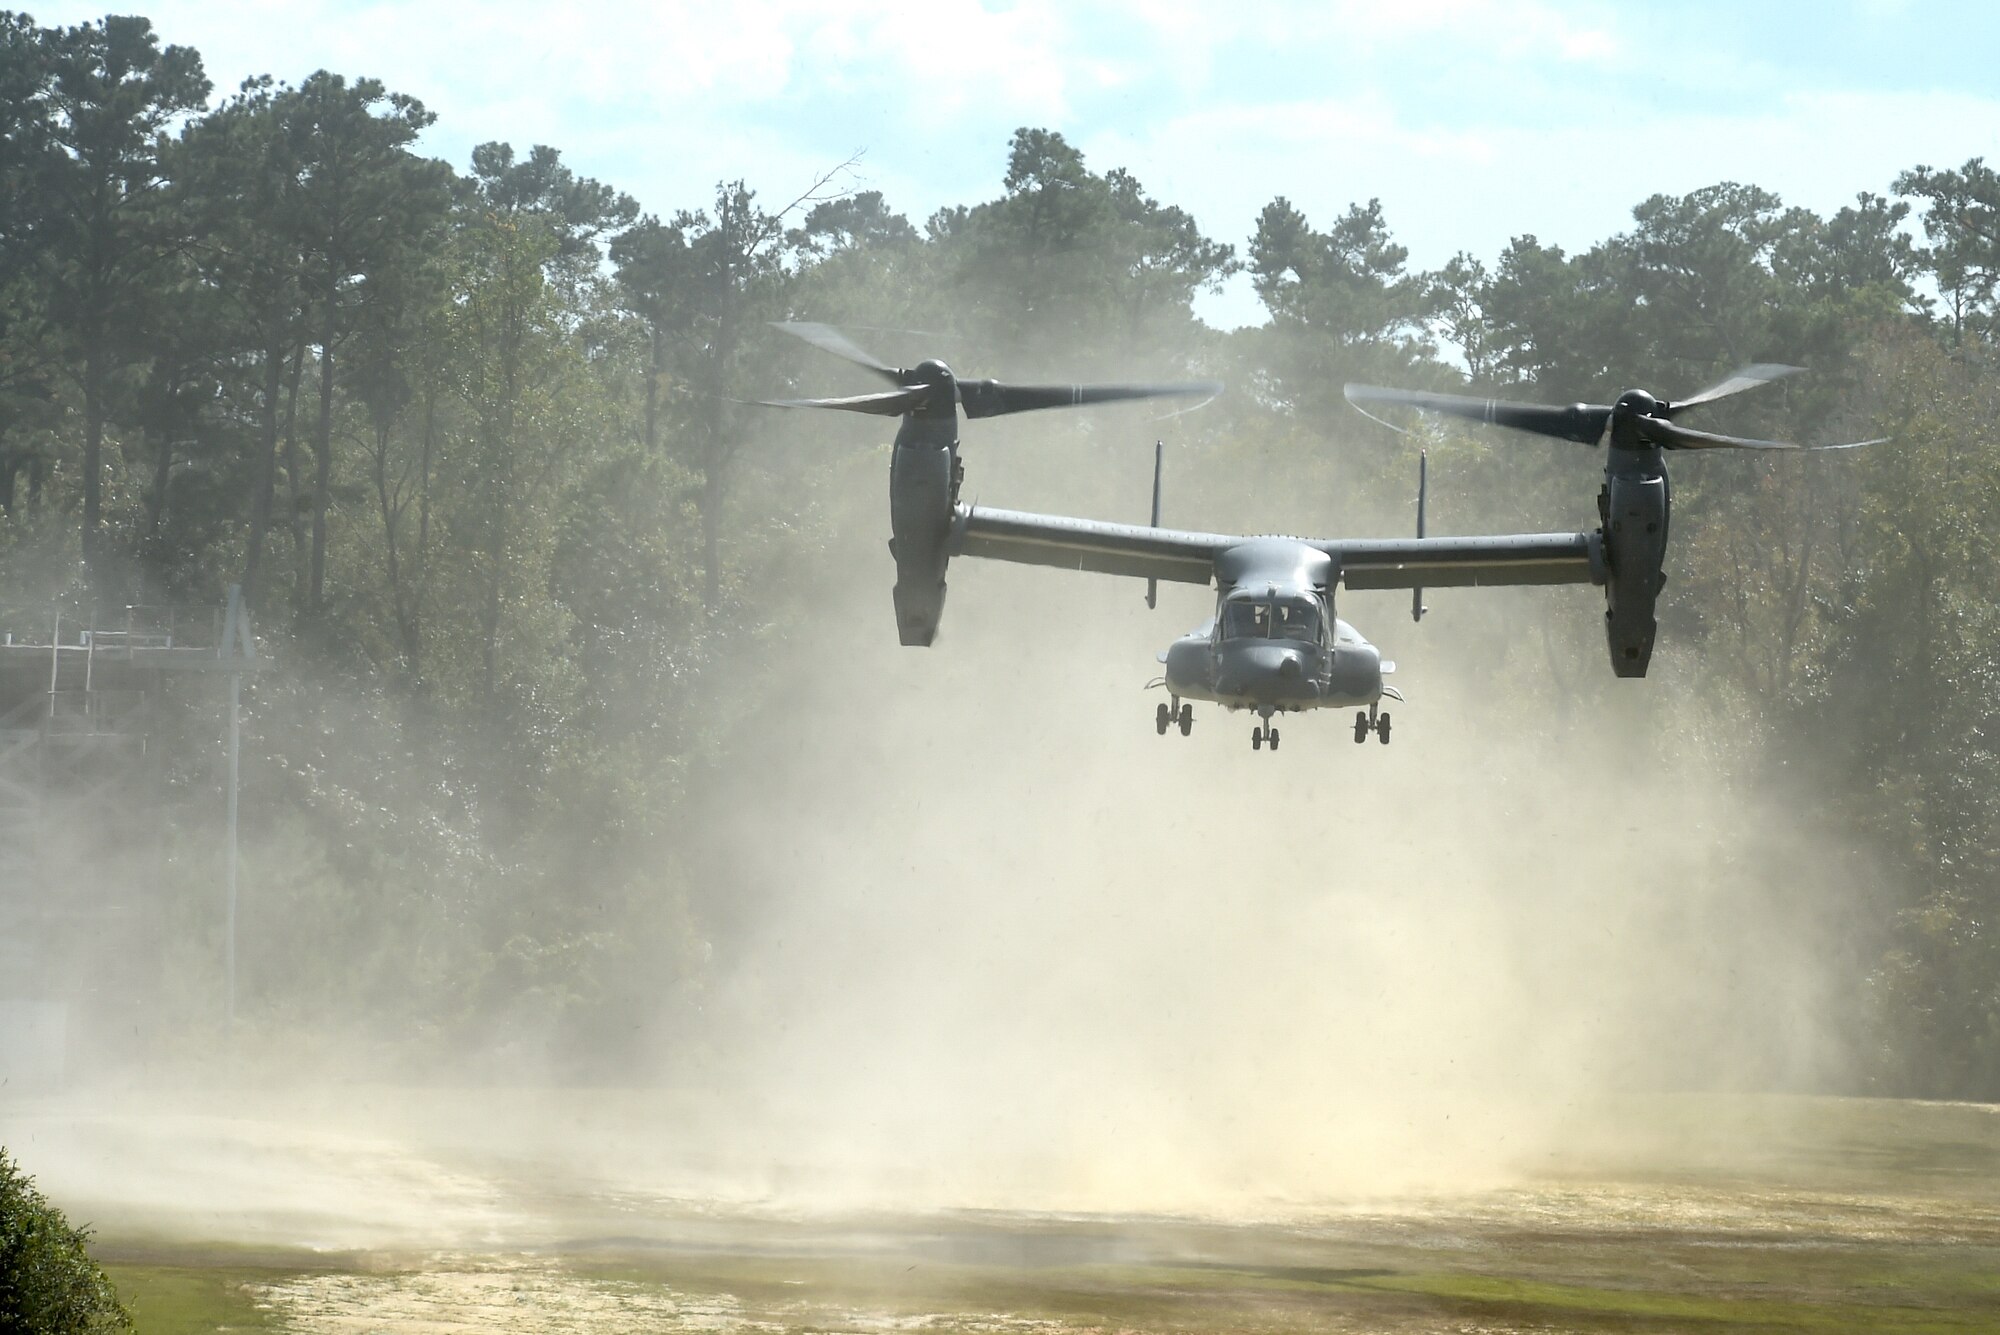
[
  {"x1": 1156, "y1": 537, "x2": 1391, "y2": 719},
  {"x1": 1162, "y1": 612, "x2": 1385, "y2": 715}
]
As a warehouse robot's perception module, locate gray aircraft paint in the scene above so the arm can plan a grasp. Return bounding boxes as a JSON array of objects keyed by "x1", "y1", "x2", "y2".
[
  {"x1": 951, "y1": 513, "x2": 1602, "y2": 729},
  {"x1": 1156, "y1": 540, "x2": 1384, "y2": 715}
]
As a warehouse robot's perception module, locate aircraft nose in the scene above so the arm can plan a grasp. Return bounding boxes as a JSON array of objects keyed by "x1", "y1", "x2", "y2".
[{"x1": 1218, "y1": 642, "x2": 1311, "y2": 697}]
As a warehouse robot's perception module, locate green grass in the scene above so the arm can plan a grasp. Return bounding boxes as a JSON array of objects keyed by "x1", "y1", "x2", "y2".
[
  {"x1": 81, "y1": 1233, "x2": 2000, "y2": 1334},
  {"x1": 1345, "y1": 1270, "x2": 2000, "y2": 1332},
  {"x1": 102, "y1": 1263, "x2": 291, "y2": 1334},
  {"x1": 564, "y1": 1240, "x2": 2000, "y2": 1334}
]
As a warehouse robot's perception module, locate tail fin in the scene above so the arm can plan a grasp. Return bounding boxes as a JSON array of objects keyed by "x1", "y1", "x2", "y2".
[
  {"x1": 1146, "y1": 438, "x2": 1163, "y2": 609},
  {"x1": 1412, "y1": 449, "x2": 1428, "y2": 623}
]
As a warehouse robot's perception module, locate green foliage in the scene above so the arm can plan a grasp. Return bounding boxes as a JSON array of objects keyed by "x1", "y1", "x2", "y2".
[
  {"x1": 1897, "y1": 157, "x2": 2000, "y2": 344},
  {"x1": 1251, "y1": 196, "x2": 1430, "y2": 354},
  {"x1": 0, "y1": 1148, "x2": 132, "y2": 1335}
]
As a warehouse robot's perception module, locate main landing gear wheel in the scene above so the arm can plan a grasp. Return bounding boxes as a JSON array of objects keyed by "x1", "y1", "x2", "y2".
[
  {"x1": 1156, "y1": 702, "x2": 1171, "y2": 735},
  {"x1": 1177, "y1": 703, "x2": 1193, "y2": 736}
]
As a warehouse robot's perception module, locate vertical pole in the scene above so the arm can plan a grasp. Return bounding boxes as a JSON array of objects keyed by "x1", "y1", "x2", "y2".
[
  {"x1": 47, "y1": 610, "x2": 60, "y2": 720},
  {"x1": 226, "y1": 667, "x2": 239, "y2": 1025},
  {"x1": 220, "y1": 583, "x2": 249, "y2": 1028}
]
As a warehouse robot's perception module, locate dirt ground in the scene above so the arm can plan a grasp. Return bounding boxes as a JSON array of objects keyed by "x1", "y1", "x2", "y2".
[{"x1": 7, "y1": 1090, "x2": 2000, "y2": 1332}]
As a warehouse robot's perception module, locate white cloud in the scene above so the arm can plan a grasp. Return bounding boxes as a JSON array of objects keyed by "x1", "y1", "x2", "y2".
[
  {"x1": 1249, "y1": 0, "x2": 1622, "y2": 61},
  {"x1": 1157, "y1": 85, "x2": 2000, "y2": 326}
]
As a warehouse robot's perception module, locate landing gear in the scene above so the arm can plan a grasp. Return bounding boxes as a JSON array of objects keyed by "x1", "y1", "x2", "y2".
[
  {"x1": 1177, "y1": 703, "x2": 1193, "y2": 736},
  {"x1": 1157, "y1": 699, "x2": 1194, "y2": 737},
  {"x1": 1156, "y1": 702, "x2": 1171, "y2": 735},
  {"x1": 1354, "y1": 706, "x2": 1393, "y2": 745},
  {"x1": 1251, "y1": 723, "x2": 1279, "y2": 751}
]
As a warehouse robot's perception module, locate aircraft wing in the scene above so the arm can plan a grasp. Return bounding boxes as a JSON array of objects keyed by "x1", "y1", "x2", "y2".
[
  {"x1": 953, "y1": 505, "x2": 1604, "y2": 591},
  {"x1": 1329, "y1": 533, "x2": 1603, "y2": 589},
  {"x1": 952, "y1": 506, "x2": 1232, "y2": 585}
]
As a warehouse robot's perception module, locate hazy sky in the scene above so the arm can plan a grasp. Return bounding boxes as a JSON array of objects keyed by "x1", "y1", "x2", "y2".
[{"x1": 36, "y1": 0, "x2": 2000, "y2": 326}]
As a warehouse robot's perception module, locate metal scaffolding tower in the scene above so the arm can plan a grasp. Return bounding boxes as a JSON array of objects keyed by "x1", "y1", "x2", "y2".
[{"x1": 0, "y1": 595, "x2": 260, "y2": 1082}]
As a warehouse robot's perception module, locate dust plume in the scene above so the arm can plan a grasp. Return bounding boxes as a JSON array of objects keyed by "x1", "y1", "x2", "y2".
[
  {"x1": 656, "y1": 405, "x2": 1868, "y2": 1217},
  {"x1": 0, "y1": 400, "x2": 1869, "y2": 1249}
]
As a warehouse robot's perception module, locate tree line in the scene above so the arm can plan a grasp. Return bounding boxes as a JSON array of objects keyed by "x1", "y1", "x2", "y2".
[{"x1": 4, "y1": 13, "x2": 1999, "y2": 1096}]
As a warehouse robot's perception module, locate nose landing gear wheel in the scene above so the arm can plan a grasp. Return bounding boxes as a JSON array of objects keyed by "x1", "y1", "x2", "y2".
[
  {"x1": 1377, "y1": 711, "x2": 1392, "y2": 744},
  {"x1": 1251, "y1": 726, "x2": 1263, "y2": 750},
  {"x1": 1353, "y1": 711, "x2": 1369, "y2": 744},
  {"x1": 1156, "y1": 702, "x2": 1171, "y2": 735},
  {"x1": 1268, "y1": 727, "x2": 1280, "y2": 751},
  {"x1": 1177, "y1": 703, "x2": 1193, "y2": 736}
]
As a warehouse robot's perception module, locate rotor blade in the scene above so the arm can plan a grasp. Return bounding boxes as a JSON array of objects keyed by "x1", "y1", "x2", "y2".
[
  {"x1": 959, "y1": 379, "x2": 1222, "y2": 419},
  {"x1": 840, "y1": 322, "x2": 958, "y2": 341},
  {"x1": 752, "y1": 386, "x2": 933, "y2": 416},
  {"x1": 1344, "y1": 384, "x2": 1611, "y2": 445},
  {"x1": 1344, "y1": 397, "x2": 1418, "y2": 437},
  {"x1": 1636, "y1": 416, "x2": 1883, "y2": 452},
  {"x1": 771, "y1": 321, "x2": 904, "y2": 384},
  {"x1": 1667, "y1": 363, "x2": 1803, "y2": 415}
]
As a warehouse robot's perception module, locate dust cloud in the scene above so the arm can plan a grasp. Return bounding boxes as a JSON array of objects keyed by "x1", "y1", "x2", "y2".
[
  {"x1": 0, "y1": 404, "x2": 1871, "y2": 1250},
  {"x1": 649, "y1": 408, "x2": 1868, "y2": 1217}
]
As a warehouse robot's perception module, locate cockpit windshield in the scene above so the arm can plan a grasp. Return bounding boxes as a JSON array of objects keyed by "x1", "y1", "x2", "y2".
[
  {"x1": 1221, "y1": 600, "x2": 1271, "y2": 640},
  {"x1": 1220, "y1": 597, "x2": 1321, "y2": 643},
  {"x1": 1273, "y1": 599, "x2": 1321, "y2": 643}
]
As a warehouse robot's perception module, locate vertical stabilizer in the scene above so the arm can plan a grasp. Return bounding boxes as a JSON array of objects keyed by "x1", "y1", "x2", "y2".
[
  {"x1": 1412, "y1": 449, "x2": 1429, "y2": 622},
  {"x1": 1146, "y1": 438, "x2": 1163, "y2": 609}
]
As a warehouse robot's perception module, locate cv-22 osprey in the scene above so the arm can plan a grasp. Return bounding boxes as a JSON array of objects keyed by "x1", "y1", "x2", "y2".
[
  {"x1": 955, "y1": 447, "x2": 1584, "y2": 750},
  {"x1": 758, "y1": 324, "x2": 1873, "y2": 751}
]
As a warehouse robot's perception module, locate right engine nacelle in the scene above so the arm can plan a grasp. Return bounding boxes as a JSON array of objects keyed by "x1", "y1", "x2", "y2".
[{"x1": 1599, "y1": 471, "x2": 1669, "y2": 678}]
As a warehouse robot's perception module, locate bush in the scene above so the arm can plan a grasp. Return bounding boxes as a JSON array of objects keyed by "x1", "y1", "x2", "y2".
[{"x1": 0, "y1": 1148, "x2": 131, "y2": 1335}]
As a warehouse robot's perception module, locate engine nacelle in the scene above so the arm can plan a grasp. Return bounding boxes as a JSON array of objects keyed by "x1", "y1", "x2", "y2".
[
  {"x1": 888, "y1": 435, "x2": 959, "y2": 646},
  {"x1": 1598, "y1": 470, "x2": 1669, "y2": 678}
]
